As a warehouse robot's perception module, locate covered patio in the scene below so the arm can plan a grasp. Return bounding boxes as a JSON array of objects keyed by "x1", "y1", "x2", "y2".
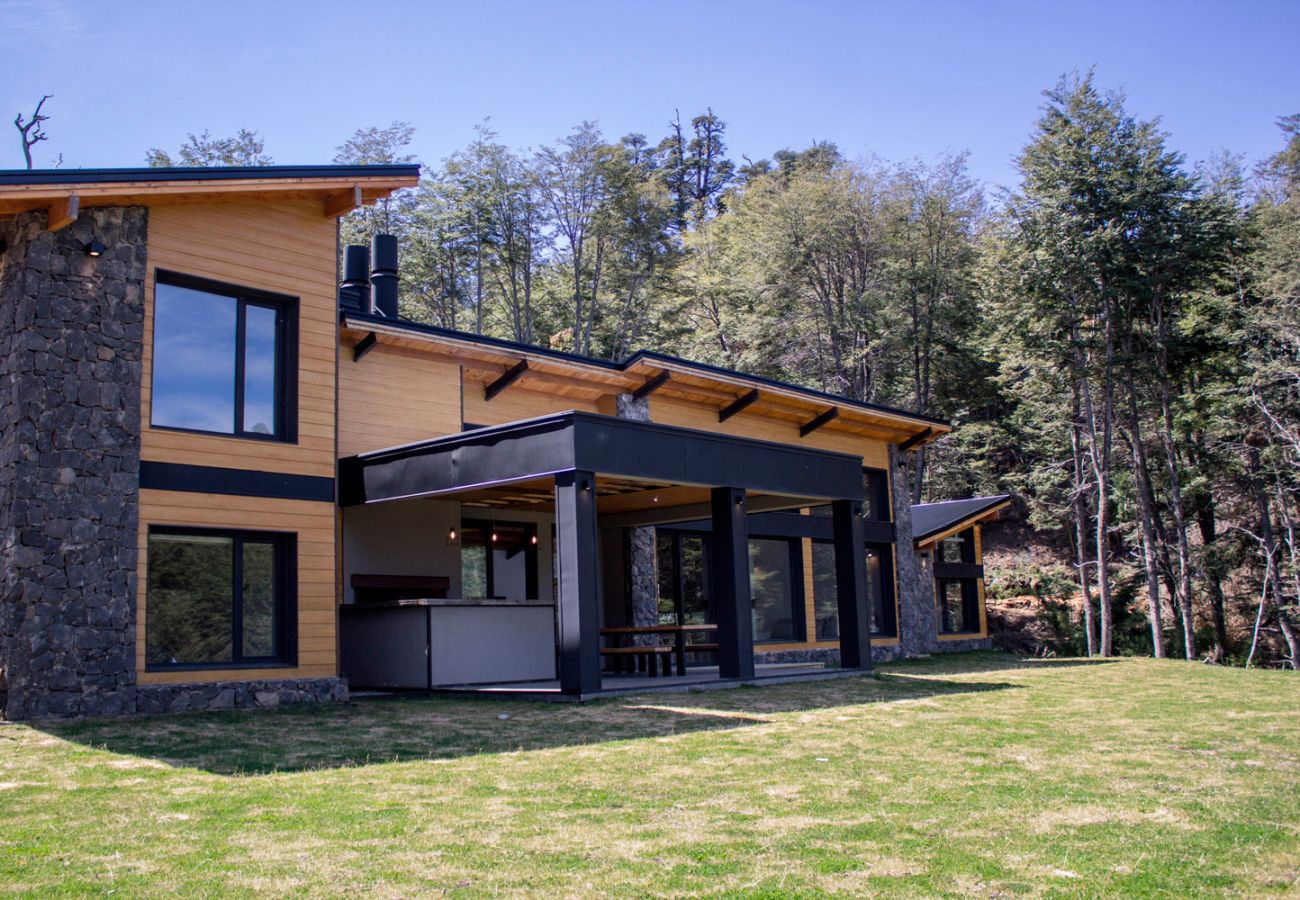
[{"x1": 338, "y1": 411, "x2": 876, "y2": 698}]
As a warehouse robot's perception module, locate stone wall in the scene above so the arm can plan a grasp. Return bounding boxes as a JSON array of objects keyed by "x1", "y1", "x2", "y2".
[
  {"x1": 0, "y1": 208, "x2": 147, "y2": 719},
  {"x1": 890, "y1": 444, "x2": 938, "y2": 657},
  {"x1": 614, "y1": 394, "x2": 660, "y2": 642},
  {"x1": 135, "y1": 677, "x2": 349, "y2": 715},
  {"x1": 0, "y1": 208, "x2": 353, "y2": 721}
]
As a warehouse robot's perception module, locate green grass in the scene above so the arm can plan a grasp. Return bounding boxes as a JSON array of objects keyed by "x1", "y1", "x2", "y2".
[{"x1": 1, "y1": 653, "x2": 1297, "y2": 897}]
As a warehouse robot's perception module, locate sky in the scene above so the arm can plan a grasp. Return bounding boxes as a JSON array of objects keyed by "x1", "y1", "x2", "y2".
[{"x1": 2, "y1": 0, "x2": 1297, "y2": 190}]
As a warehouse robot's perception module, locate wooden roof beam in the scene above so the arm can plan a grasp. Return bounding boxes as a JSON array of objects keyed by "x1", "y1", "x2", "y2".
[
  {"x1": 46, "y1": 194, "x2": 78, "y2": 232},
  {"x1": 484, "y1": 359, "x2": 529, "y2": 401},
  {"x1": 799, "y1": 406, "x2": 839, "y2": 437},
  {"x1": 719, "y1": 388, "x2": 760, "y2": 423},
  {"x1": 352, "y1": 332, "x2": 378, "y2": 362},
  {"x1": 324, "y1": 185, "x2": 362, "y2": 219}
]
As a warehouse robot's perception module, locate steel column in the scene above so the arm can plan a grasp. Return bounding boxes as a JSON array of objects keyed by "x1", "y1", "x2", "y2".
[
  {"x1": 555, "y1": 470, "x2": 602, "y2": 694},
  {"x1": 711, "y1": 486, "x2": 754, "y2": 679},
  {"x1": 832, "y1": 498, "x2": 873, "y2": 670}
]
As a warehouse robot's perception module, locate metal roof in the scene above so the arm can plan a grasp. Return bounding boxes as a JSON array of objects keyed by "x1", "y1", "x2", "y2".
[
  {"x1": 0, "y1": 164, "x2": 421, "y2": 186},
  {"x1": 911, "y1": 495, "x2": 1011, "y2": 542}
]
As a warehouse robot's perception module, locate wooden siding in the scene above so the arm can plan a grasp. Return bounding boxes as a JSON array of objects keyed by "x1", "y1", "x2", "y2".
[
  {"x1": 137, "y1": 200, "x2": 340, "y2": 683},
  {"x1": 141, "y1": 200, "x2": 339, "y2": 478},
  {"x1": 647, "y1": 395, "x2": 890, "y2": 470},
  {"x1": 338, "y1": 339, "x2": 462, "y2": 456},
  {"x1": 135, "y1": 489, "x2": 337, "y2": 685}
]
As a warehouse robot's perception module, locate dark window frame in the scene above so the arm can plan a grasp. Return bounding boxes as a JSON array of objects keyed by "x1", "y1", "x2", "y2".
[
  {"x1": 747, "y1": 535, "x2": 807, "y2": 644},
  {"x1": 810, "y1": 539, "x2": 898, "y2": 640},
  {"x1": 145, "y1": 525, "x2": 297, "y2": 671},
  {"x1": 863, "y1": 467, "x2": 892, "y2": 522},
  {"x1": 460, "y1": 518, "x2": 539, "y2": 600},
  {"x1": 150, "y1": 270, "x2": 299, "y2": 443},
  {"x1": 936, "y1": 576, "x2": 981, "y2": 635}
]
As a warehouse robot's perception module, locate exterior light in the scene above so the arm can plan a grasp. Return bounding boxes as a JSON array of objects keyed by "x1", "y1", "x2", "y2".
[
  {"x1": 490, "y1": 530, "x2": 498, "y2": 543},
  {"x1": 446, "y1": 527, "x2": 458, "y2": 545},
  {"x1": 530, "y1": 533, "x2": 538, "y2": 546},
  {"x1": 84, "y1": 240, "x2": 106, "y2": 257}
]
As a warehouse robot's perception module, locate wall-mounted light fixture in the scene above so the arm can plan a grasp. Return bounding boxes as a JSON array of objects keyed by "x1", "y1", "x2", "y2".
[
  {"x1": 530, "y1": 532, "x2": 538, "y2": 546},
  {"x1": 83, "y1": 240, "x2": 106, "y2": 257},
  {"x1": 446, "y1": 526, "x2": 458, "y2": 545}
]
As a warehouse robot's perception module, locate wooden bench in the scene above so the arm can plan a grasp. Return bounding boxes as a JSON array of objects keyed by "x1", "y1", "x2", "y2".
[{"x1": 600, "y1": 645, "x2": 674, "y2": 676}]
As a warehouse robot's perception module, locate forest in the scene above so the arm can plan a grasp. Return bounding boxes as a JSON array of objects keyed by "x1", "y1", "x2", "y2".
[{"x1": 70, "y1": 71, "x2": 1298, "y2": 668}]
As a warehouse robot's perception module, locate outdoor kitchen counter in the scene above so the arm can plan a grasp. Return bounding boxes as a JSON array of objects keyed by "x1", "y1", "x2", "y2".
[{"x1": 339, "y1": 599, "x2": 557, "y2": 689}]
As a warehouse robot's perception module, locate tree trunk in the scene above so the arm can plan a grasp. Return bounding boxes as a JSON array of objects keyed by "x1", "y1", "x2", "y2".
[
  {"x1": 1124, "y1": 392, "x2": 1166, "y2": 657},
  {"x1": 1158, "y1": 383, "x2": 1197, "y2": 659},
  {"x1": 1070, "y1": 386, "x2": 1098, "y2": 656}
]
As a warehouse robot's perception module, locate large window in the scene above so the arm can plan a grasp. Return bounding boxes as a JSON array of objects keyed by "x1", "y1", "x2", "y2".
[
  {"x1": 749, "y1": 538, "x2": 803, "y2": 642},
  {"x1": 810, "y1": 542, "x2": 897, "y2": 640},
  {"x1": 151, "y1": 273, "x2": 296, "y2": 441},
  {"x1": 146, "y1": 528, "x2": 295, "y2": 669},
  {"x1": 460, "y1": 520, "x2": 539, "y2": 600},
  {"x1": 937, "y1": 578, "x2": 980, "y2": 634},
  {"x1": 656, "y1": 532, "x2": 710, "y2": 626}
]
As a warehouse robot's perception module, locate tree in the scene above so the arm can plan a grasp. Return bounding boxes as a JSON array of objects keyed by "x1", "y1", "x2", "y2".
[
  {"x1": 13, "y1": 95, "x2": 52, "y2": 170},
  {"x1": 333, "y1": 121, "x2": 418, "y2": 249},
  {"x1": 146, "y1": 129, "x2": 272, "y2": 167}
]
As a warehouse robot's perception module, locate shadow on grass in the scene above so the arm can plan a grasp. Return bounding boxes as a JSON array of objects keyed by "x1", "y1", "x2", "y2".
[{"x1": 39, "y1": 665, "x2": 1018, "y2": 777}]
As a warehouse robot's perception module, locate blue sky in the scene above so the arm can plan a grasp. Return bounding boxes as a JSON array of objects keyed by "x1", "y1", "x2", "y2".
[{"x1": 3, "y1": 0, "x2": 1297, "y2": 189}]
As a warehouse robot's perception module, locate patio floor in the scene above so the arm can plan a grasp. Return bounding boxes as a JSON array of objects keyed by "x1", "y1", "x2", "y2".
[{"x1": 420, "y1": 663, "x2": 870, "y2": 702}]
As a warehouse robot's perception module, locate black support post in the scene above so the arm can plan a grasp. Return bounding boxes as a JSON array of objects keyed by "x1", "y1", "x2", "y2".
[
  {"x1": 832, "y1": 498, "x2": 873, "y2": 670},
  {"x1": 711, "y1": 486, "x2": 754, "y2": 679},
  {"x1": 555, "y1": 470, "x2": 602, "y2": 694}
]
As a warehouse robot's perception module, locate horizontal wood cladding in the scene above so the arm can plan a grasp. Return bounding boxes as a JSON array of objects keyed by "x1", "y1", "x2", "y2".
[
  {"x1": 462, "y1": 371, "x2": 600, "y2": 427},
  {"x1": 339, "y1": 339, "x2": 462, "y2": 456},
  {"x1": 135, "y1": 489, "x2": 337, "y2": 684},
  {"x1": 648, "y1": 395, "x2": 890, "y2": 470},
  {"x1": 141, "y1": 201, "x2": 338, "y2": 479}
]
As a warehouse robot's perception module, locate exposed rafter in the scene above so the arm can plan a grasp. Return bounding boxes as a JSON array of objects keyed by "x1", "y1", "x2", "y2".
[
  {"x1": 46, "y1": 194, "x2": 78, "y2": 232},
  {"x1": 484, "y1": 359, "x2": 529, "y2": 401},
  {"x1": 323, "y1": 185, "x2": 362, "y2": 219},
  {"x1": 718, "y1": 388, "x2": 759, "y2": 423},
  {"x1": 799, "y1": 406, "x2": 839, "y2": 437},
  {"x1": 352, "y1": 332, "x2": 378, "y2": 361},
  {"x1": 898, "y1": 427, "x2": 933, "y2": 452},
  {"x1": 632, "y1": 370, "x2": 671, "y2": 401}
]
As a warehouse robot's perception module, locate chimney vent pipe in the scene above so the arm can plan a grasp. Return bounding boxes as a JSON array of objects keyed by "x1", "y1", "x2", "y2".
[
  {"x1": 370, "y1": 234, "x2": 399, "y2": 318},
  {"x1": 338, "y1": 245, "x2": 370, "y2": 312}
]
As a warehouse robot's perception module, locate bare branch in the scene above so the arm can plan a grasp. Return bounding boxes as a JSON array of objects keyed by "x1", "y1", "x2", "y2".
[{"x1": 14, "y1": 94, "x2": 53, "y2": 170}]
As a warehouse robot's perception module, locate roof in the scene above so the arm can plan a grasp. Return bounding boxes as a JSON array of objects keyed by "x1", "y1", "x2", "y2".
[
  {"x1": 0, "y1": 164, "x2": 421, "y2": 220},
  {"x1": 911, "y1": 495, "x2": 1012, "y2": 543},
  {"x1": 341, "y1": 310, "x2": 951, "y2": 443}
]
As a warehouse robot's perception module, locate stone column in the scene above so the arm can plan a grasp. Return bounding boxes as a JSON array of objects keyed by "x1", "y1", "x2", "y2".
[
  {"x1": 890, "y1": 443, "x2": 938, "y2": 657},
  {"x1": 0, "y1": 207, "x2": 148, "y2": 719},
  {"x1": 614, "y1": 394, "x2": 659, "y2": 640}
]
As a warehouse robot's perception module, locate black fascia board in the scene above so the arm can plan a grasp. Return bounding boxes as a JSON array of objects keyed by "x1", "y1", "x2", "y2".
[
  {"x1": 340, "y1": 311, "x2": 950, "y2": 431},
  {"x1": 0, "y1": 164, "x2": 421, "y2": 185},
  {"x1": 339, "y1": 411, "x2": 866, "y2": 507}
]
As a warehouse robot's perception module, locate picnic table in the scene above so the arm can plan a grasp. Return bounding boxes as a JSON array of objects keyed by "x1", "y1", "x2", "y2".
[{"x1": 599, "y1": 624, "x2": 718, "y2": 676}]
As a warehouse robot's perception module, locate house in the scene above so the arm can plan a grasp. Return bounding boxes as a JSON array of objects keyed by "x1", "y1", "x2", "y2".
[{"x1": 0, "y1": 165, "x2": 1006, "y2": 718}]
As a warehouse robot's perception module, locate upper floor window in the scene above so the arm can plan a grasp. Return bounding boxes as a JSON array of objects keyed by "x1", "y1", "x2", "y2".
[
  {"x1": 863, "y1": 468, "x2": 891, "y2": 522},
  {"x1": 150, "y1": 272, "x2": 296, "y2": 441},
  {"x1": 938, "y1": 529, "x2": 975, "y2": 564}
]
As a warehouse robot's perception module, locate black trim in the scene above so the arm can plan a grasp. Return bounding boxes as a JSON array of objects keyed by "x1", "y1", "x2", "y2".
[
  {"x1": 140, "y1": 461, "x2": 335, "y2": 502},
  {"x1": 340, "y1": 411, "x2": 867, "y2": 507},
  {"x1": 800, "y1": 407, "x2": 839, "y2": 437},
  {"x1": 719, "y1": 389, "x2": 760, "y2": 422},
  {"x1": 0, "y1": 164, "x2": 421, "y2": 185},
  {"x1": 898, "y1": 428, "x2": 933, "y2": 452},
  {"x1": 485, "y1": 359, "x2": 529, "y2": 401},
  {"x1": 145, "y1": 526, "x2": 297, "y2": 670},
  {"x1": 632, "y1": 370, "x2": 671, "y2": 400},
  {"x1": 151, "y1": 270, "x2": 299, "y2": 443},
  {"x1": 341, "y1": 310, "x2": 950, "y2": 430},
  {"x1": 934, "y1": 562, "x2": 984, "y2": 580},
  {"x1": 352, "y1": 331, "x2": 378, "y2": 361}
]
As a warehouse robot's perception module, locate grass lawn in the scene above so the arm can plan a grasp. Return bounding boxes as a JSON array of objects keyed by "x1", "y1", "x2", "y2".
[{"x1": 1, "y1": 653, "x2": 1297, "y2": 897}]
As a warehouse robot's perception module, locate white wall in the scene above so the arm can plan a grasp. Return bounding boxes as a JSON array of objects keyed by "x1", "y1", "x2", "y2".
[{"x1": 342, "y1": 499, "x2": 556, "y2": 604}]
